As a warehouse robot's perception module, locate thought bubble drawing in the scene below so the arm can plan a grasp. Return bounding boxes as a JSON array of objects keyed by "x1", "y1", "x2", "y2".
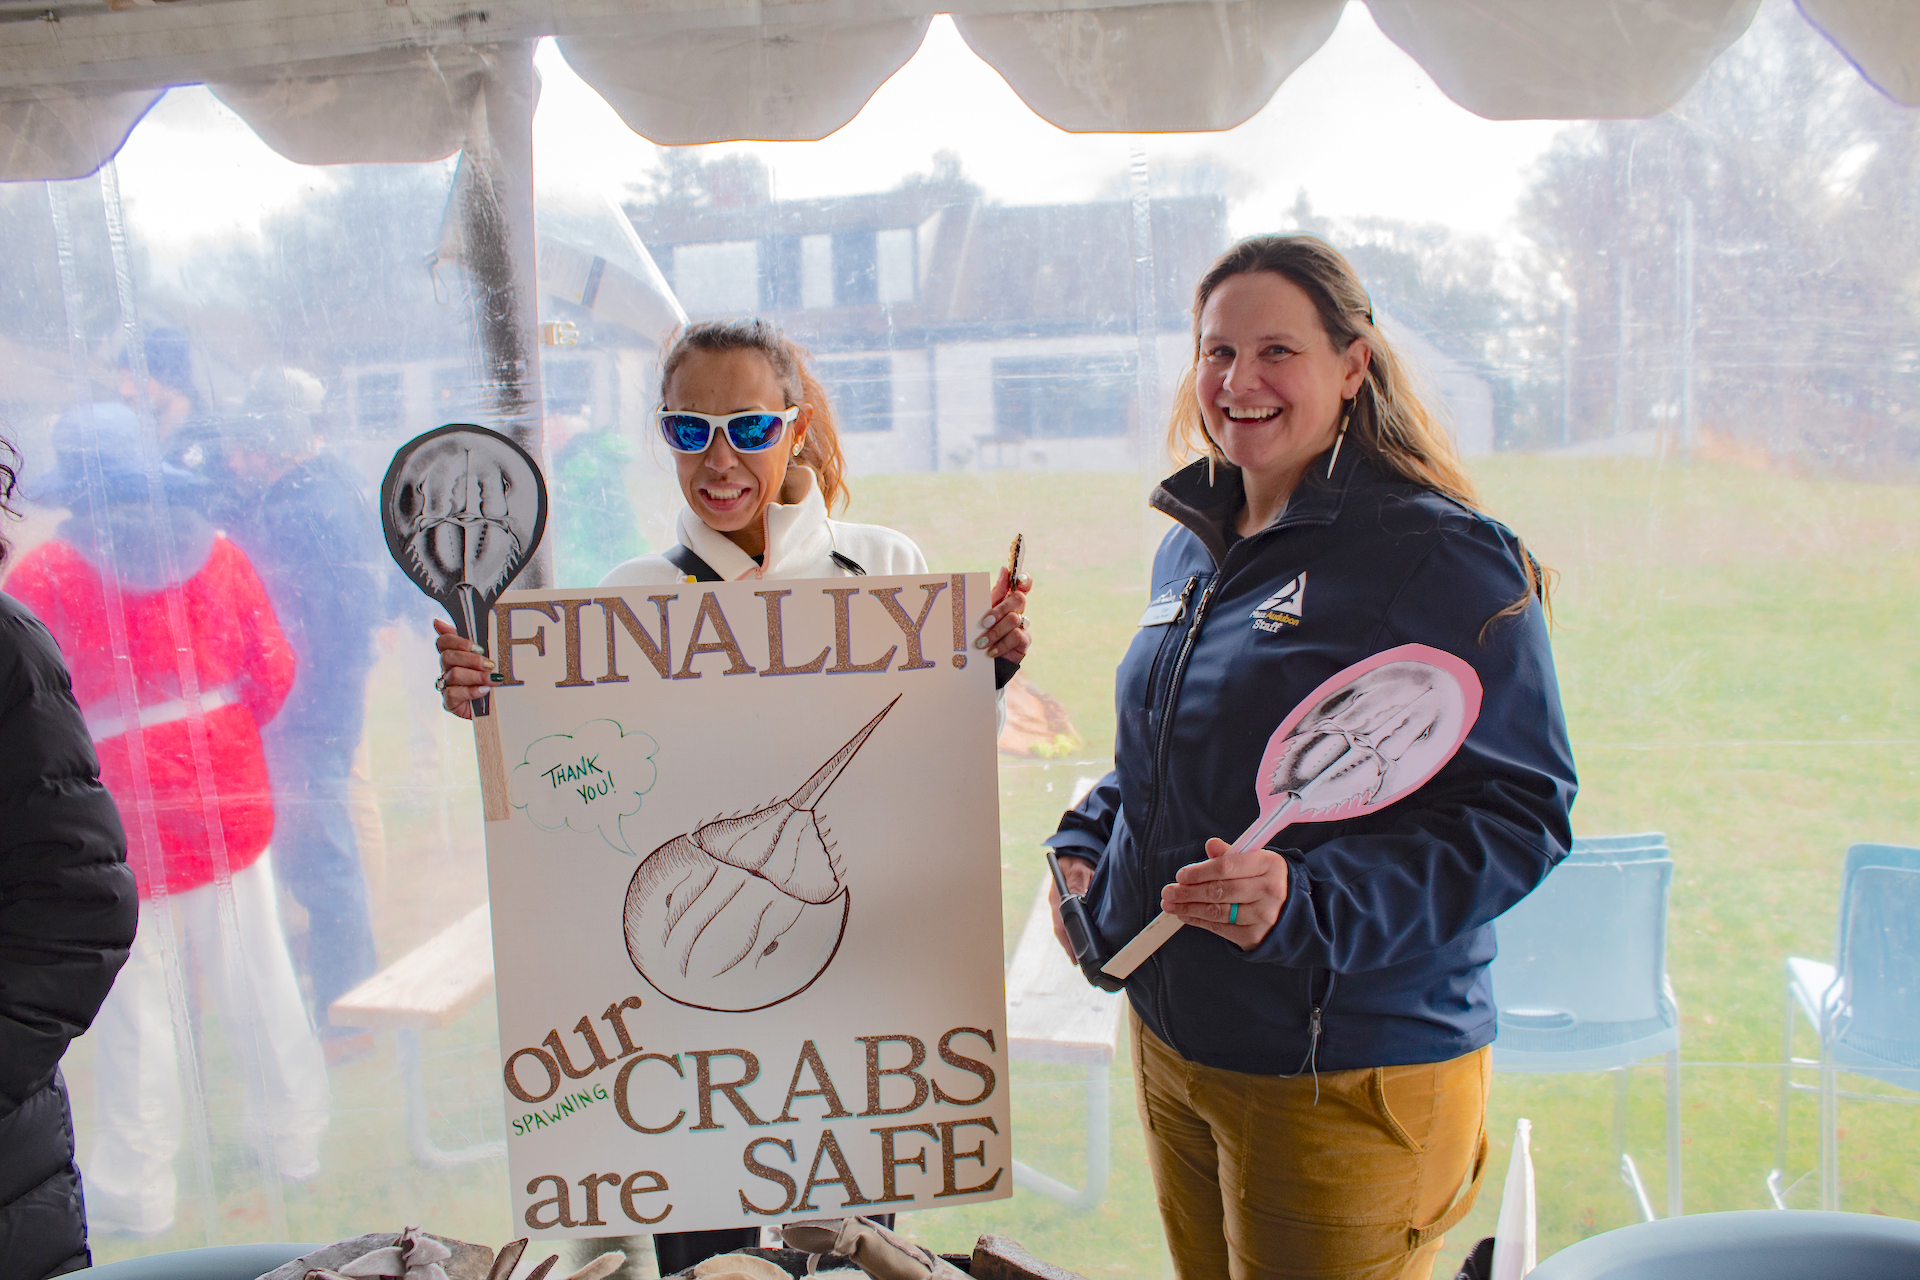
[
  {"x1": 623, "y1": 697, "x2": 896, "y2": 1013},
  {"x1": 510, "y1": 719, "x2": 658, "y2": 854}
]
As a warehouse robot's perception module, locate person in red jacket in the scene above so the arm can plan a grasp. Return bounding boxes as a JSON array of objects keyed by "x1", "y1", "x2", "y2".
[{"x1": 5, "y1": 402, "x2": 330, "y2": 1238}]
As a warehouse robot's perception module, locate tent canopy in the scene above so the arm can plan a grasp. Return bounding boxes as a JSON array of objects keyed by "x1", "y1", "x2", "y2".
[{"x1": 1, "y1": 0, "x2": 1916, "y2": 182}]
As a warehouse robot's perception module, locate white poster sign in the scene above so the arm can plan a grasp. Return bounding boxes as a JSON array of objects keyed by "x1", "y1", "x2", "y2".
[{"x1": 480, "y1": 573, "x2": 1008, "y2": 1237}]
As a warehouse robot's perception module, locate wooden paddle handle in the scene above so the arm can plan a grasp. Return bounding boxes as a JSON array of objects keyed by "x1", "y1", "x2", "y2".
[
  {"x1": 1102, "y1": 911, "x2": 1181, "y2": 979},
  {"x1": 1101, "y1": 795, "x2": 1300, "y2": 978},
  {"x1": 473, "y1": 706, "x2": 509, "y2": 822},
  {"x1": 1229, "y1": 793, "x2": 1298, "y2": 856}
]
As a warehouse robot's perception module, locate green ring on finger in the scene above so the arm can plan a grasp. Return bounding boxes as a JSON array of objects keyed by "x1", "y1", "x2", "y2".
[{"x1": 1228, "y1": 902, "x2": 1239, "y2": 925}]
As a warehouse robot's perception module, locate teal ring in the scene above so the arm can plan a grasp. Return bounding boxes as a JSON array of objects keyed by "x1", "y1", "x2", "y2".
[{"x1": 1228, "y1": 903, "x2": 1239, "y2": 925}]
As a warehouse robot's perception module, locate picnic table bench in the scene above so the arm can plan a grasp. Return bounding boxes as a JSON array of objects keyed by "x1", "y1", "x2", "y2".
[
  {"x1": 1004, "y1": 854, "x2": 1128, "y2": 1209},
  {"x1": 329, "y1": 901, "x2": 504, "y2": 1170}
]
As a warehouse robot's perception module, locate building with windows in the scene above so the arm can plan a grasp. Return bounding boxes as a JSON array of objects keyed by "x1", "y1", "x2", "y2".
[
  {"x1": 332, "y1": 185, "x2": 1497, "y2": 478},
  {"x1": 634, "y1": 185, "x2": 1499, "y2": 471},
  {"x1": 632, "y1": 181, "x2": 1229, "y2": 473}
]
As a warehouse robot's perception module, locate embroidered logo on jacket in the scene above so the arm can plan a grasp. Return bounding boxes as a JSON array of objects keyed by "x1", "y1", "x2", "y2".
[{"x1": 1250, "y1": 573, "x2": 1305, "y2": 632}]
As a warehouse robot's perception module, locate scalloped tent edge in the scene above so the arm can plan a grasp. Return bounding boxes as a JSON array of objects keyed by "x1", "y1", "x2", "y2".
[{"x1": 0, "y1": 0, "x2": 1915, "y2": 184}]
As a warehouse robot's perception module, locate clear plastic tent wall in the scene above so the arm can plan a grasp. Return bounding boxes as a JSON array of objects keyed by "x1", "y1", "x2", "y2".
[{"x1": 0, "y1": 0, "x2": 1917, "y2": 1273}]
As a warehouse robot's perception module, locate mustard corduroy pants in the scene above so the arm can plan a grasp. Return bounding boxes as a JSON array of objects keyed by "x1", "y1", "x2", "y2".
[{"x1": 1132, "y1": 1010, "x2": 1490, "y2": 1280}]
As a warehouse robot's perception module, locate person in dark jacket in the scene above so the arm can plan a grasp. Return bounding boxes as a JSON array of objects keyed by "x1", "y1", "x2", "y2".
[
  {"x1": 0, "y1": 430, "x2": 138, "y2": 1279},
  {"x1": 1045, "y1": 236, "x2": 1576, "y2": 1280},
  {"x1": 224, "y1": 370, "x2": 386, "y2": 1059}
]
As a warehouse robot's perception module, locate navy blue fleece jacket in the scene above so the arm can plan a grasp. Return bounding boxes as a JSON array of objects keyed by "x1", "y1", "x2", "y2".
[{"x1": 1046, "y1": 445, "x2": 1576, "y2": 1074}]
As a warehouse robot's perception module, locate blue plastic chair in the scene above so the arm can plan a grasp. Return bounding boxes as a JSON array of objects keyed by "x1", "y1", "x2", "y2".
[
  {"x1": 83, "y1": 1242, "x2": 319, "y2": 1279},
  {"x1": 1491, "y1": 834, "x2": 1680, "y2": 1219},
  {"x1": 1565, "y1": 832, "x2": 1668, "y2": 856},
  {"x1": 1770, "y1": 842, "x2": 1920, "y2": 1211},
  {"x1": 1527, "y1": 1209, "x2": 1920, "y2": 1279}
]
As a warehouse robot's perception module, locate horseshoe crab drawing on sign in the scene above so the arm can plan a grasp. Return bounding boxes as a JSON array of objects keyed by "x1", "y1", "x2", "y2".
[{"x1": 623, "y1": 697, "x2": 898, "y2": 1012}]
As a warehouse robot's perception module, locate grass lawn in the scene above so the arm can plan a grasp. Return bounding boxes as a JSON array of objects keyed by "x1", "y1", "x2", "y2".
[{"x1": 72, "y1": 454, "x2": 1919, "y2": 1275}]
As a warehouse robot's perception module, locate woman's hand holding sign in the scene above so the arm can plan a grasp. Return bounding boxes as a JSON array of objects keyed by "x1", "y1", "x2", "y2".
[{"x1": 1162, "y1": 840, "x2": 1291, "y2": 948}]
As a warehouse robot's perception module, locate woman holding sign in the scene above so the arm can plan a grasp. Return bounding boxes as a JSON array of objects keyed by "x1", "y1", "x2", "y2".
[
  {"x1": 436, "y1": 318, "x2": 1031, "y2": 1271},
  {"x1": 435, "y1": 319, "x2": 1032, "y2": 701},
  {"x1": 1046, "y1": 237, "x2": 1575, "y2": 1280}
]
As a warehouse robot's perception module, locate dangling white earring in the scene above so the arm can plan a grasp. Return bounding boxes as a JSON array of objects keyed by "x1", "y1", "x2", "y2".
[
  {"x1": 1198, "y1": 424, "x2": 1222, "y2": 486},
  {"x1": 1326, "y1": 405, "x2": 1351, "y2": 478}
]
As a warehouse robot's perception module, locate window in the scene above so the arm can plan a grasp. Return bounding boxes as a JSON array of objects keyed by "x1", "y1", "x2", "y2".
[
  {"x1": 355, "y1": 370, "x2": 403, "y2": 434},
  {"x1": 430, "y1": 365, "x2": 473, "y2": 422},
  {"x1": 762, "y1": 234, "x2": 802, "y2": 310},
  {"x1": 832, "y1": 229, "x2": 878, "y2": 307},
  {"x1": 992, "y1": 353, "x2": 1136, "y2": 438},
  {"x1": 801, "y1": 234, "x2": 834, "y2": 308},
  {"x1": 877, "y1": 228, "x2": 915, "y2": 305},
  {"x1": 820, "y1": 357, "x2": 893, "y2": 432},
  {"x1": 672, "y1": 240, "x2": 760, "y2": 316}
]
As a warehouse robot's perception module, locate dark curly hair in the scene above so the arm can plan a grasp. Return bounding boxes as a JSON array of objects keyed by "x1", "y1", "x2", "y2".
[{"x1": 0, "y1": 431, "x2": 19, "y2": 570}]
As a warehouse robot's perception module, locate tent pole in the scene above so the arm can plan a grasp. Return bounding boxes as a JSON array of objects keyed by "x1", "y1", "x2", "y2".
[{"x1": 456, "y1": 39, "x2": 552, "y2": 588}]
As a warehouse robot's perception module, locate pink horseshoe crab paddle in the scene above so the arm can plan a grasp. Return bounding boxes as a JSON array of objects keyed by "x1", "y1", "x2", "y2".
[{"x1": 1100, "y1": 643, "x2": 1483, "y2": 980}]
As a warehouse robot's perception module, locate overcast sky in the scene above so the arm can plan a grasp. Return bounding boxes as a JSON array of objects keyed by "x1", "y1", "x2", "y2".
[
  {"x1": 112, "y1": 3, "x2": 1576, "y2": 272},
  {"x1": 531, "y1": 6, "x2": 1568, "y2": 239}
]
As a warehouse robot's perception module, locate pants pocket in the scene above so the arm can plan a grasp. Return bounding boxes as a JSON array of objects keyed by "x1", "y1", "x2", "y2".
[
  {"x1": 1373, "y1": 1062, "x2": 1436, "y2": 1154},
  {"x1": 1406, "y1": 1049, "x2": 1493, "y2": 1252},
  {"x1": 1410, "y1": 1127, "x2": 1489, "y2": 1252}
]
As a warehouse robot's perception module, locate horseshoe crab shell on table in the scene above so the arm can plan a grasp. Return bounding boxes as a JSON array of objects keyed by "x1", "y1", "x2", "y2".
[{"x1": 623, "y1": 697, "x2": 897, "y2": 1012}]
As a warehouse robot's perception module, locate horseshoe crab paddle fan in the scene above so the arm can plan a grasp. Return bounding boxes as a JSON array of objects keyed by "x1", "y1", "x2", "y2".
[
  {"x1": 381, "y1": 423, "x2": 548, "y2": 820},
  {"x1": 1090, "y1": 643, "x2": 1483, "y2": 981}
]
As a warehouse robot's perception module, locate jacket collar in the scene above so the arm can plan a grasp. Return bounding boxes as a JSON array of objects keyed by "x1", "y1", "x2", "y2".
[
  {"x1": 1149, "y1": 436, "x2": 1366, "y2": 567},
  {"x1": 675, "y1": 465, "x2": 833, "y2": 581}
]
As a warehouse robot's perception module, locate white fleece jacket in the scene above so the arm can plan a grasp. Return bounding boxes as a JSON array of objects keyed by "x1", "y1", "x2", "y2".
[{"x1": 598, "y1": 466, "x2": 925, "y2": 587}]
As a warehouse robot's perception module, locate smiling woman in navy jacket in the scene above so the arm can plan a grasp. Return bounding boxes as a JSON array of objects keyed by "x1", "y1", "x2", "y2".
[{"x1": 1046, "y1": 236, "x2": 1576, "y2": 1280}]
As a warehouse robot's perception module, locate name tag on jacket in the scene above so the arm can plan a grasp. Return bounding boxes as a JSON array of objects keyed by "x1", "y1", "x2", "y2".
[{"x1": 1137, "y1": 597, "x2": 1184, "y2": 627}]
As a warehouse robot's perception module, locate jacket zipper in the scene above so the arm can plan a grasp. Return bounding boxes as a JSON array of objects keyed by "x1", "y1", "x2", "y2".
[
  {"x1": 1137, "y1": 573, "x2": 1219, "y2": 1056},
  {"x1": 1140, "y1": 575, "x2": 1199, "y2": 710}
]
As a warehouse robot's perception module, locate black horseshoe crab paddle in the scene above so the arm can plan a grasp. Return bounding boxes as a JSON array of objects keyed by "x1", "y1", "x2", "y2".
[
  {"x1": 381, "y1": 423, "x2": 548, "y2": 821},
  {"x1": 1069, "y1": 643, "x2": 1483, "y2": 984}
]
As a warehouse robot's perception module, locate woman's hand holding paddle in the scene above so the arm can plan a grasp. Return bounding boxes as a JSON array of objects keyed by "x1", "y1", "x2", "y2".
[
  {"x1": 434, "y1": 617, "x2": 495, "y2": 720},
  {"x1": 1162, "y1": 839, "x2": 1290, "y2": 948}
]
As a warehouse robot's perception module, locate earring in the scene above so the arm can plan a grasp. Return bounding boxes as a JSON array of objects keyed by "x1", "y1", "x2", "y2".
[
  {"x1": 1326, "y1": 403, "x2": 1352, "y2": 478},
  {"x1": 1198, "y1": 422, "x2": 1222, "y2": 486}
]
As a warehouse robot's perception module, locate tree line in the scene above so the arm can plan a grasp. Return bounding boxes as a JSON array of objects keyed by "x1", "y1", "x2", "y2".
[{"x1": 1304, "y1": 0, "x2": 1919, "y2": 473}]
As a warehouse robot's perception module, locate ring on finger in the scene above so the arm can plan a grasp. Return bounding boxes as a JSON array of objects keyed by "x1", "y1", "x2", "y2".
[
  {"x1": 1227, "y1": 902, "x2": 1239, "y2": 925},
  {"x1": 434, "y1": 674, "x2": 449, "y2": 692}
]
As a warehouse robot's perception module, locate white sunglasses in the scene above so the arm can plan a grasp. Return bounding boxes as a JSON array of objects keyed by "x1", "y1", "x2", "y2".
[{"x1": 655, "y1": 407, "x2": 799, "y2": 454}]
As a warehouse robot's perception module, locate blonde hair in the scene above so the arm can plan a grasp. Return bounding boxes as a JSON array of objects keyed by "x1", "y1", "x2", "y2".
[
  {"x1": 660, "y1": 319, "x2": 851, "y2": 514},
  {"x1": 1169, "y1": 234, "x2": 1550, "y2": 624}
]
